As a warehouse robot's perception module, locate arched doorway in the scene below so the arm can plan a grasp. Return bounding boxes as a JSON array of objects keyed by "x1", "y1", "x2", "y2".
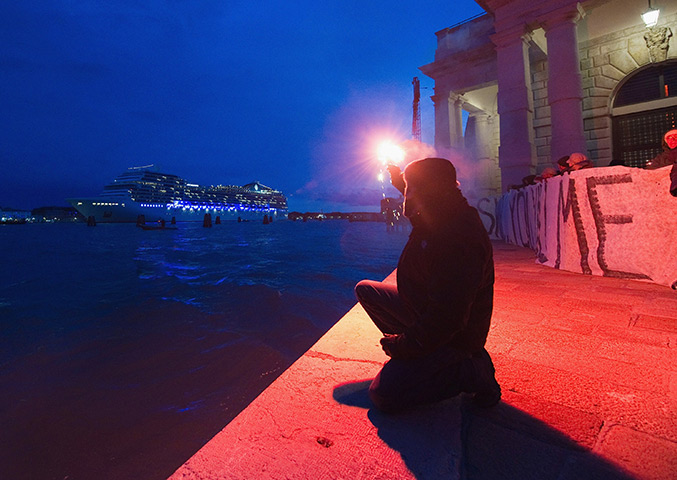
[{"x1": 611, "y1": 59, "x2": 677, "y2": 167}]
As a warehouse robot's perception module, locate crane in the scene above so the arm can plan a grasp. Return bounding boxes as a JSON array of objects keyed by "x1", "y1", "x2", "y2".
[{"x1": 412, "y1": 76, "x2": 422, "y2": 142}]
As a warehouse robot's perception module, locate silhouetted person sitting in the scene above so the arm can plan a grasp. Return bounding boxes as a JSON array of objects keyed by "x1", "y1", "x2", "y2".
[
  {"x1": 356, "y1": 158, "x2": 500, "y2": 413},
  {"x1": 647, "y1": 129, "x2": 677, "y2": 197}
]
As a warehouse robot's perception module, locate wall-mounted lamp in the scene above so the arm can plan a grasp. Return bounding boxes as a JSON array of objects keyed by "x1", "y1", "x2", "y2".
[{"x1": 642, "y1": 0, "x2": 660, "y2": 27}]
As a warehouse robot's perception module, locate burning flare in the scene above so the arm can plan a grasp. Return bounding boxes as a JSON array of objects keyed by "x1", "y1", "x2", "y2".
[{"x1": 377, "y1": 140, "x2": 405, "y2": 166}]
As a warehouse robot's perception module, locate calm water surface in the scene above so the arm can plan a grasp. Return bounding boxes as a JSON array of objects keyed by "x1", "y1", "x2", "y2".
[{"x1": 0, "y1": 220, "x2": 408, "y2": 480}]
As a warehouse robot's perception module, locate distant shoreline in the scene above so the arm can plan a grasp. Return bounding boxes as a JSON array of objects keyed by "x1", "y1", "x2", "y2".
[{"x1": 288, "y1": 211, "x2": 385, "y2": 222}]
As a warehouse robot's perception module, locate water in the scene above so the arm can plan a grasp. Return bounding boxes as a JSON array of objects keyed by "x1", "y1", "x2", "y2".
[{"x1": 0, "y1": 220, "x2": 408, "y2": 480}]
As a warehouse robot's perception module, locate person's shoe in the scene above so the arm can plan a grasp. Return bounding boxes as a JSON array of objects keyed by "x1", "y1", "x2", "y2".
[
  {"x1": 469, "y1": 349, "x2": 501, "y2": 408},
  {"x1": 472, "y1": 384, "x2": 501, "y2": 407}
]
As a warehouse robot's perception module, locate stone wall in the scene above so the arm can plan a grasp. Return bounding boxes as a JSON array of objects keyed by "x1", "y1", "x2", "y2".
[
  {"x1": 529, "y1": 13, "x2": 677, "y2": 173},
  {"x1": 531, "y1": 59, "x2": 552, "y2": 171},
  {"x1": 579, "y1": 12, "x2": 677, "y2": 166}
]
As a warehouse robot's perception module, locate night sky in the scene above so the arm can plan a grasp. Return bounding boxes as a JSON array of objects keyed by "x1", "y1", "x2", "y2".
[{"x1": 1, "y1": 1, "x2": 484, "y2": 212}]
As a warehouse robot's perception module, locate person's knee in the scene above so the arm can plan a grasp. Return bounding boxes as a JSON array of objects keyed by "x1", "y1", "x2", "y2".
[{"x1": 354, "y1": 280, "x2": 371, "y2": 302}]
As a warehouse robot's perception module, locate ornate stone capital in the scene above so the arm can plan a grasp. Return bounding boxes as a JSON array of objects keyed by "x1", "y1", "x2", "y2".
[
  {"x1": 431, "y1": 91, "x2": 468, "y2": 107},
  {"x1": 541, "y1": 3, "x2": 585, "y2": 33},
  {"x1": 490, "y1": 26, "x2": 532, "y2": 50},
  {"x1": 469, "y1": 111, "x2": 490, "y2": 120}
]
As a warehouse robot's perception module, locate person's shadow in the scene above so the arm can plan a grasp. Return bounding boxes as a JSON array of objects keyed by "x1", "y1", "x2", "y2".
[
  {"x1": 333, "y1": 379, "x2": 463, "y2": 478},
  {"x1": 333, "y1": 380, "x2": 635, "y2": 480}
]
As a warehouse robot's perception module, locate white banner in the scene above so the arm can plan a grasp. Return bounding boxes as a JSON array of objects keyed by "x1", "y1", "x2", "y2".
[{"x1": 489, "y1": 166, "x2": 677, "y2": 288}]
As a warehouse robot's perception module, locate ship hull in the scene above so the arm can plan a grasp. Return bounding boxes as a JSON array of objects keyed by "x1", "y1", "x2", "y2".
[{"x1": 69, "y1": 198, "x2": 287, "y2": 223}]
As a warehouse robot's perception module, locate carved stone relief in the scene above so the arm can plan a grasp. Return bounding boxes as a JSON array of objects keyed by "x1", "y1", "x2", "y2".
[{"x1": 644, "y1": 27, "x2": 672, "y2": 63}]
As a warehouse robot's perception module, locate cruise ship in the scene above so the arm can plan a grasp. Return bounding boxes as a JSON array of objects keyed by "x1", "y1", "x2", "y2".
[{"x1": 69, "y1": 165, "x2": 288, "y2": 223}]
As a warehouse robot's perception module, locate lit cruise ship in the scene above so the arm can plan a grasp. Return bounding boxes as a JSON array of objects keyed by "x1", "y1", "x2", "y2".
[{"x1": 69, "y1": 165, "x2": 288, "y2": 223}]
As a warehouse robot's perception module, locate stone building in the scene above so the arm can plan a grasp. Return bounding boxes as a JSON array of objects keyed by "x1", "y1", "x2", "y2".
[{"x1": 420, "y1": 0, "x2": 677, "y2": 195}]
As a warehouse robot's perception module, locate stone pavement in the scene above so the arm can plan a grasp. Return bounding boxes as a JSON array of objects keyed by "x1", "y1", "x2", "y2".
[
  {"x1": 467, "y1": 242, "x2": 677, "y2": 480},
  {"x1": 169, "y1": 241, "x2": 676, "y2": 480}
]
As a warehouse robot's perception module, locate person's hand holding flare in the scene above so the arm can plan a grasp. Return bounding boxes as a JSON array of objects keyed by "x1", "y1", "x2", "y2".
[
  {"x1": 386, "y1": 164, "x2": 405, "y2": 194},
  {"x1": 376, "y1": 140, "x2": 405, "y2": 193},
  {"x1": 386, "y1": 164, "x2": 402, "y2": 179}
]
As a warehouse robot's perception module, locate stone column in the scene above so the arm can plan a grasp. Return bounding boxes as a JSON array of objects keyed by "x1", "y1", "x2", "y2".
[
  {"x1": 452, "y1": 95, "x2": 465, "y2": 149},
  {"x1": 492, "y1": 29, "x2": 536, "y2": 191},
  {"x1": 470, "y1": 112, "x2": 498, "y2": 195},
  {"x1": 432, "y1": 91, "x2": 465, "y2": 151},
  {"x1": 544, "y1": 10, "x2": 587, "y2": 162},
  {"x1": 472, "y1": 113, "x2": 493, "y2": 160}
]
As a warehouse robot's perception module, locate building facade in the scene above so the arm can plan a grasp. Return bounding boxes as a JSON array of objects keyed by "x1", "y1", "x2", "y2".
[{"x1": 420, "y1": 0, "x2": 677, "y2": 195}]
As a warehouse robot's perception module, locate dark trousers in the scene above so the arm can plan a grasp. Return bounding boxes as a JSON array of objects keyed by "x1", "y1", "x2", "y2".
[{"x1": 355, "y1": 279, "x2": 473, "y2": 413}]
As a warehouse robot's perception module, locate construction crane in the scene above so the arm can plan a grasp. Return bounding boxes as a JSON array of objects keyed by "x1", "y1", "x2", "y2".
[{"x1": 412, "y1": 76, "x2": 422, "y2": 142}]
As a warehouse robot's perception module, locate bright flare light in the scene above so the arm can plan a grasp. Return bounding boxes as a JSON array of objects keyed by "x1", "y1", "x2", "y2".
[{"x1": 377, "y1": 140, "x2": 405, "y2": 166}]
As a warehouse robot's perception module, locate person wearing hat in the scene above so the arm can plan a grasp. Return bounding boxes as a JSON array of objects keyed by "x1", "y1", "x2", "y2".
[
  {"x1": 536, "y1": 167, "x2": 557, "y2": 182},
  {"x1": 354, "y1": 157, "x2": 500, "y2": 413},
  {"x1": 647, "y1": 129, "x2": 677, "y2": 197},
  {"x1": 556, "y1": 155, "x2": 571, "y2": 175},
  {"x1": 567, "y1": 152, "x2": 593, "y2": 171}
]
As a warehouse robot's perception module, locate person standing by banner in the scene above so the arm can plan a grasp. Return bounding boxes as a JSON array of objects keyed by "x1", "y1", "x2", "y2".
[{"x1": 647, "y1": 129, "x2": 677, "y2": 196}]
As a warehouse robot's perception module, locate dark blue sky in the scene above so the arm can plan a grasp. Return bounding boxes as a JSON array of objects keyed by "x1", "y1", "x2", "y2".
[{"x1": 1, "y1": 1, "x2": 484, "y2": 212}]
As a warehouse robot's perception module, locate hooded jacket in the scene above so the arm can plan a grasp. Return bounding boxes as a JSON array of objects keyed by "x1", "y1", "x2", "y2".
[{"x1": 392, "y1": 190, "x2": 495, "y2": 358}]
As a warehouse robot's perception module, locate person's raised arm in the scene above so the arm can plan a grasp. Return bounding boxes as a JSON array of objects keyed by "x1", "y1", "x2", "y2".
[{"x1": 387, "y1": 164, "x2": 405, "y2": 194}]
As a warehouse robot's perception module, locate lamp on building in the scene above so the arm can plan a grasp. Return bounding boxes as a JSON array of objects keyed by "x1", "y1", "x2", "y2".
[{"x1": 642, "y1": 0, "x2": 660, "y2": 27}]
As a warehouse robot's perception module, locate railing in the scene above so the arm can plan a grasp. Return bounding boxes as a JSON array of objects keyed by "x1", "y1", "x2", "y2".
[{"x1": 444, "y1": 12, "x2": 487, "y2": 32}]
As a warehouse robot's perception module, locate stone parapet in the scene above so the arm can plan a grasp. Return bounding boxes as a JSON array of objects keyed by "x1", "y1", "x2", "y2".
[
  {"x1": 168, "y1": 237, "x2": 677, "y2": 479},
  {"x1": 168, "y1": 271, "x2": 464, "y2": 480}
]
